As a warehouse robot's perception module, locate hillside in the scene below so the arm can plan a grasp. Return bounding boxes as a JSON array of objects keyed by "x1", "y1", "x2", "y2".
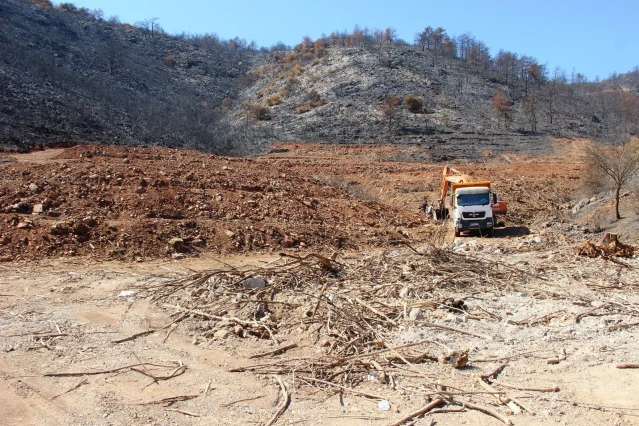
[
  {"x1": 233, "y1": 44, "x2": 638, "y2": 161},
  {"x1": 0, "y1": 0, "x2": 256, "y2": 154},
  {"x1": 1, "y1": 0, "x2": 638, "y2": 159}
]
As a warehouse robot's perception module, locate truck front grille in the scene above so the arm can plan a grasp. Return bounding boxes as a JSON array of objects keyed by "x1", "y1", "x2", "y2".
[{"x1": 462, "y1": 211, "x2": 485, "y2": 219}]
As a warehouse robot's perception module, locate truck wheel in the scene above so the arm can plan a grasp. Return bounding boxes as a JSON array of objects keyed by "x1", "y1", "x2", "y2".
[{"x1": 454, "y1": 229, "x2": 460, "y2": 237}]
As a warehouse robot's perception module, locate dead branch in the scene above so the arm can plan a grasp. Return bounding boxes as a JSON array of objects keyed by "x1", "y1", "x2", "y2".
[
  {"x1": 134, "y1": 394, "x2": 199, "y2": 406},
  {"x1": 462, "y1": 400, "x2": 513, "y2": 425},
  {"x1": 492, "y1": 380, "x2": 559, "y2": 392},
  {"x1": 299, "y1": 376, "x2": 385, "y2": 400},
  {"x1": 45, "y1": 362, "x2": 179, "y2": 377},
  {"x1": 386, "y1": 398, "x2": 445, "y2": 426},
  {"x1": 112, "y1": 329, "x2": 156, "y2": 344},
  {"x1": 616, "y1": 363, "x2": 639, "y2": 369},
  {"x1": 222, "y1": 394, "x2": 266, "y2": 407},
  {"x1": 608, "y1": 321, "x2": 639, "y2": 331},
  {"x1": 249, "y1": 343, "x2": 298, "y2": 359},
  {"x1": 478, "y1": 377, "x2": 535, "y2": 415},
  {"x1": 311, "y1": 282, "x2": 329, "y2": 317},
  {"x1": 354, "y1": 297, "x2": 398, "y2": 325},
  {"x1": 204, "y1": 379, "x2": 212, "y2": 395},
  {"x1": 340, "y1": 339, "x2": 442, "y2": 362},
  {"x1": 50, "y1": 379, "x2": 89, "y2": 400},
  {"x1": 131, "y1": 364, "x2": 187, "y2": 381},
  {"x1": 480, "y1": 364, "x2": 507, "y2": 381},
  {"x1": 166, "y1": 408, "x2": 200, "y2": 417},
  {"x1": 574, "y1": 304, "x2": 609, "y2": 323},
  {"x1": 163, "y1": 304, "x2": 259, "y2": 327},
  {"x1": 265, "y1": 376, "x2": 290, "y2": 426},
  {"x1": 411, "y1": 320, "x2": 493, "y2": 340}
]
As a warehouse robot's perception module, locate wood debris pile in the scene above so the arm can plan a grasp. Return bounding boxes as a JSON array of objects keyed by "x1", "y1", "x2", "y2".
[
  {"x1": 576, "y1": 233, "x2": 635, "y2": 259},
  {"x1": 146, "y1": 247, "x2": 544, "y2": 424}
]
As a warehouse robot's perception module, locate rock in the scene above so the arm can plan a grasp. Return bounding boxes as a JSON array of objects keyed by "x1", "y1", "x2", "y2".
[
  {"x1": 213, "y1": 329, "x2": 230, "y2": 339},
  {"x1": 172, "y1": 252, "x2": 186, "y2": 260},
  {"x1": 168, "y1": 237, "x2": 185, "y2": 250},
  {"x1": 32, "y1": 203, "x2": 45, "y2": 214},
  {"x1": 191, "y1": 238, "x2": 205, "y2": 247},
  {"x1": 378, "y1": 400, "x2": 391, "y2": 411},
  {"x1": 8, "y1": 202, "x2": 31, "y2": 214},
  {"x1": 28, "y1": 183, "x2": 39, "y2": 192},
  {"x1": 225, "y1": 229, "x2": 235, "y2": 238},
  {"x1": 82, "y1": 216, "x2": 97, "y2": 227},
  {"x1": 440, "y1": 349, "x2": 469, "y2": 368},
  {"x1": 243, "y1": 277, "x2": 266, "y2": 289},
  {"x1": 17, "y1": 221, "x2": 32, "y2": 229},
  {"x1": 282, "y1": 234, "x2": 294, "y2": 247},
  {"x1": 72, "y1": 222, "x2": 89, "y2": 236},
  {"x1": 50, "y1": 224, "x2": 69, "y2": 236},
  {"x1": 399, "y1": 287, "x2": 411, "y2": 298},
  {"x1": 232, "y1": 325, "x2": 244, "y2": 337},
  {"x1": 409, "y1": 307, "x2": 424, "y2": 320}
]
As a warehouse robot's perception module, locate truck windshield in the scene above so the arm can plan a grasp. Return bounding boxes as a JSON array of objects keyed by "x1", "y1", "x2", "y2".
[{"x1": 457, "y1": 193, "x2": 490, "y2": 206}]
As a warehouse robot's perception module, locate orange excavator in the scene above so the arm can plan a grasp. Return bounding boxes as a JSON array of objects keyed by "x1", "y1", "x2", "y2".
[{"x1": 432, "y1": 165, "x2": 507, "y2": 237}]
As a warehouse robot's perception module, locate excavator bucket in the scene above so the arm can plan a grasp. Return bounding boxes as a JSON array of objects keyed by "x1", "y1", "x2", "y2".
[{"x1": 433, "y1": 207, "x2": 449, "y2": 220}]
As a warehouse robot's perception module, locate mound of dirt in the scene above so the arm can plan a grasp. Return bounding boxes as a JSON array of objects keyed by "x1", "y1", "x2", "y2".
[{"x1": 0, "y1": 145, "x2": 427, "y2": 261}]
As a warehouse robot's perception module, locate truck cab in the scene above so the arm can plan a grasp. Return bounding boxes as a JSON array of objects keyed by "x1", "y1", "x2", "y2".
[{"x1": 451, "y1": 182, "x2": 496, "y2": 237}]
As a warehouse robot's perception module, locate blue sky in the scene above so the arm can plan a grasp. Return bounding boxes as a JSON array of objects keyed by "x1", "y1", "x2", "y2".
[{"x1": 63, "y1": 0, "x2": 637, "y2": 81}]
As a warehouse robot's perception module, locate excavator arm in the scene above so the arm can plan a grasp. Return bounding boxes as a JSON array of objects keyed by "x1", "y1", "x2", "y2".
[{"x1": 433, "y1": 165, "x2": 472, "y2": 219}]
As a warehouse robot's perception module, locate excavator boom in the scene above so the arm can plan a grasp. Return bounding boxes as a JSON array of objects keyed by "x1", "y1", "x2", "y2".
[{"x1": 433, "y1": 165, "x2": 472, "y2": 220}]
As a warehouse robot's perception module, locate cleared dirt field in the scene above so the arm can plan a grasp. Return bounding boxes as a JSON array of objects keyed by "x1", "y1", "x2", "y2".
[{"x1": 2, "y1": 141, "x2": 639, "y2": 426}]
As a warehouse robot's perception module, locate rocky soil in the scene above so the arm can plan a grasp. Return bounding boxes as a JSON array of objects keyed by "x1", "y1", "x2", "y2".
[{"x1": 0, "y1": 144, "x2": 429, "y2": 262}]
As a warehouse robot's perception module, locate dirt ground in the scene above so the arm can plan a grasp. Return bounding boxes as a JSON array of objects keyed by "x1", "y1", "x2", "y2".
[{"x1": 2, "y1": 140, "x2": 639, "y2": 425}]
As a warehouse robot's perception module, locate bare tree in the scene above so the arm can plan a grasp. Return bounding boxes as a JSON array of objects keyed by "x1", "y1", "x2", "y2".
[
  {"x1": 414, "y1": 27, "x2": 432, "y2": 51},
  {"x1": 491, "y1": 90, "x2": 511, "y2": 129},
  {"x1": 105, "y1": 40, "x2": 122, "y2": 76},
  {"x1": 137, "y1": 17, "x2": 161, "y2": 38},
  {"x1": 380, "y1": 95, "x2": 402, "y2": 134},
  {"x1": 523, "y1": 93, "x2": 538, "y2": 132},
  {"x1": 584, "y1": 138, "x2": 639, "y2": 220}
]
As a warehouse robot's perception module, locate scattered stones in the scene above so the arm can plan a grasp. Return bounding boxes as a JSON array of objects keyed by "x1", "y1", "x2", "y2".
[
  {"x1": 377, "y1": 400, "x2": 391, "y2": 411},
  {"x1": 440, "y1": 349, "x2": 469, "y2": 368},
  {"x1": 32, "y1": 204, "x2": 45, "y2": 214},
  {"x1": 243, "y1": 277, "x2": 266, "y2": 289},
  {"x1": 16, "y1": 220, "x2": 32, "y2": 229},
  {"x1": 168, "y1": 237, "x2": 185, "y2": 251},
  {"x1": 409, "y1": 307, "x2": 424, "y2": 320},
  {"x1": 213, "y1": 329, "x2": 230, "y2": 340}
]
